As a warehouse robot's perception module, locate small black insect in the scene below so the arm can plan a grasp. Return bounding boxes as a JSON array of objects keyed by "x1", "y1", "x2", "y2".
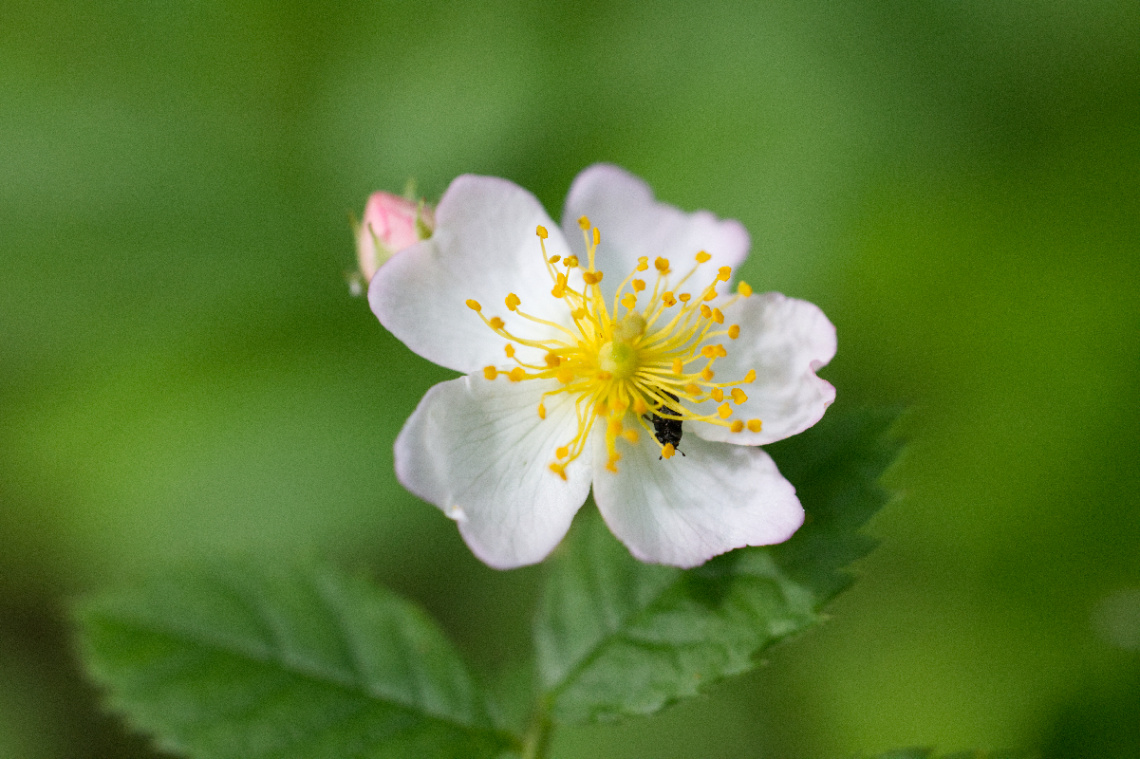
[{"x1": 647, "y1": 391, "x2": 685, "y2": 459}]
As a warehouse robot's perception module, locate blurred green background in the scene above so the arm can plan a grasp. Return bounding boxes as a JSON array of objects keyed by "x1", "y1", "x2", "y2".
[{"x1": 2, "y1": 0, "x2": 1138, "y2": 756}]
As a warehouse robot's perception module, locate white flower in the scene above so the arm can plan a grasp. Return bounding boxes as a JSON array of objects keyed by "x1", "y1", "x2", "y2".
[{"x1": 370, "y1": 165, "x2": 836, "y2": 569}]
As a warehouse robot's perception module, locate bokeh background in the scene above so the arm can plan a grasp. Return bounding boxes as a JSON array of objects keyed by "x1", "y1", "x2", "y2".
[{"x1": 2, "y1": 0, "x2": 1138, "y2": 756}]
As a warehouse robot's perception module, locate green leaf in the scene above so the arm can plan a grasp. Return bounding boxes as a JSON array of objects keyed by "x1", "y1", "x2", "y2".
[
  {"x1": 75, "y1": 562, "x2": 517, "y2": 759},
  {"x1": 534, "y1": 407, "x2": 902, "y2": 724}
]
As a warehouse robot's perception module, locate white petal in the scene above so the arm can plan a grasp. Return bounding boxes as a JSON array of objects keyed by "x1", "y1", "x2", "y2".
[
  {"x1": 691, "y1": 292, "x2": 836, "y2": 446},
  {"x1": 592, "y1": 433, "x2": 804, "y2": 568},
  {"x1": 394, "y1": 374, "x2": 592, "y2": 569},
  {"x1": 371, "y1": 175, "x2": 573, "y2": 373},
  {"x1": 560, "y1": 164, "x2": 750, "y2": 304}
]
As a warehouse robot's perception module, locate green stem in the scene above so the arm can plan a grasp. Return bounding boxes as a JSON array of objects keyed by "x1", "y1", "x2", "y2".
[{"x1": 520, "y1": 708, "x2": 553, "y2": 759}]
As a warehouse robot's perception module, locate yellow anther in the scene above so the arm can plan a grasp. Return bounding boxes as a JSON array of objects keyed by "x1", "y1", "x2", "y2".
[
  {"x1": 743, "y1": 369, "x2": 756, "y2": 383},
  {"x1": 578, "y1": 215, "x2": 590, "y2": 230},
  {"x1": 468, "y1": 217, "x2": 762, "y2": 482},
  {"x1": 747, "y1": 419, "x2": 763, "y2": 432},
  {"x1": 738, "y1": 281, "x2": 753, "y2": 297}
]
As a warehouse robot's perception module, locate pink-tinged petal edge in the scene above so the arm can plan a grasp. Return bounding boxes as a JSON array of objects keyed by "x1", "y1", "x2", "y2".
[
  {"x1": 395, "y1": 374, "x2": 592, "y2": 569},
  {"x1": 592, "y1": 432, "x2": 805, "y2": 568},
  {"x1": 691, "y1": 292, "x2": 836, "y2": 446},
  {"x1": 560, "y1": 164, "x2": 750, "y2": 303},
  {"x1": 370, "y1": 174, "x2": 572, "y2": 374}
]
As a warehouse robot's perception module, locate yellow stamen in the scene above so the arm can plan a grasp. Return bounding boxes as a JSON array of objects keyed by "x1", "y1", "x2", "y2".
[
  {"x1": 737, "y1": 281, "x2": 753, "y2": 297},
  {"x1": 468, "y1": 220, "x2": 758, "y2": 477},
  {"x1": 747, "y1": 419, "x2": 763, "y2": 432}
]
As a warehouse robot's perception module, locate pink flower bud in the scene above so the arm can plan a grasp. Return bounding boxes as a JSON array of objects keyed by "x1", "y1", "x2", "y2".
[{"x1": 356, "y1": 192, "x2": 435, "y2": 283}]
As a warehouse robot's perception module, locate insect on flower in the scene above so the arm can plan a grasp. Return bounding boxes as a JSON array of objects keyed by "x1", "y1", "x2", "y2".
[
  {"x1": 647, "y1": 391, "x2": 685, "y2": 459},
  {"x1": 369, "y1": 164, "x2": 836, "y2": 569}
]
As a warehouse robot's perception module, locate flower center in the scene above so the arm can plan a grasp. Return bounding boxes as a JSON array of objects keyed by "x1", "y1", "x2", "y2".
[{"x1": 465, "y1": 216, "x2": 763, "y2": 479}]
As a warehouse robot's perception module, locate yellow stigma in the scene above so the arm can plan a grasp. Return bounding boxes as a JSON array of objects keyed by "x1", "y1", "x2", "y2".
[{"x1": 469, "y1": 222, "x2": 760, "y2": 476}]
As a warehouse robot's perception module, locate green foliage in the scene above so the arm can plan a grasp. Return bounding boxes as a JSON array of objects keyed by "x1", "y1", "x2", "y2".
[
  {"x1": 534, "y1": 408, "x2": 901, "y2": 724},
  {"x1": 75, "y1": 563, "x2": 515, "y2": 759}
]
